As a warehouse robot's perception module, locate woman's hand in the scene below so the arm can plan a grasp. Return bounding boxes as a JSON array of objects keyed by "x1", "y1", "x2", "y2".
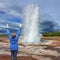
[
  {"x1": 19, "y1": 23, "x2": 23, "y2": 28},
  {"x1": 6, "y1": 24, "x2": 9, "y2": 28}
]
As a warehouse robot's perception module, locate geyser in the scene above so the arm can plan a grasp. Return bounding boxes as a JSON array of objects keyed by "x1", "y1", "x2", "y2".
[{"x1": 21, "y1": 4, "x2": 42, "y2": 44}]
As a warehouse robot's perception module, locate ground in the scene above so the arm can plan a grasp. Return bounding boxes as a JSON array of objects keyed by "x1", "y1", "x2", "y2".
[
  {"x1": 0, "y1": 55, "x2": 37, "y2": 60},
  {"x1": 0, "y1": 36, "x2": 60, "y2": 60}
]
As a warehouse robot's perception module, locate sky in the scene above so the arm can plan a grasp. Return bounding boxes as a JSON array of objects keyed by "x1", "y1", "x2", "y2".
[{"x1": 0, "y1": 0, "x2": 60, "y2": 24}]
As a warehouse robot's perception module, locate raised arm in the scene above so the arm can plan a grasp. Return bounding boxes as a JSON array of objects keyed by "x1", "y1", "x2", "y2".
[
  {"x1": 15, "y1": 28, "x2": 22, "y2": 39},
  {"x1": 16, "y1": 23, "x2": 22, "y2": 39},
  {"x1": 6, "y1": 28, "x2": 11, "y2": 39},
  {"x1": 5, "y1": 24, "x2": 11, "y2": 39}
]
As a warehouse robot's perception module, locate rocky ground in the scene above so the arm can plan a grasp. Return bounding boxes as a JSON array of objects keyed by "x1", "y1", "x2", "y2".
[
  {"x1": 0, "y1": 43, "x2": 60, "y2": 60},
  {"x1": 0, "y1": 37, "x2": 60, "y2": 60}
]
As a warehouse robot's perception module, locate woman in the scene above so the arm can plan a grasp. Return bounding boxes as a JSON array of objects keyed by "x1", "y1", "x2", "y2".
[{"x1": 6, "y1": 24, "x2": 22, "y2": 60}]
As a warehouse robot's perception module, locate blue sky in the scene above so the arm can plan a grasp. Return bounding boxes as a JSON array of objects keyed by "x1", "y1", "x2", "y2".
[{"x1": 0, "y1": 0, "x2": 60, "y2": 24}]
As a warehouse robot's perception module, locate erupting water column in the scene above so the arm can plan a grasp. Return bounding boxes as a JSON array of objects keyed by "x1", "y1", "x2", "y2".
[{"x1": 21, "y1": 4, "x2": 41, "y2": 44}]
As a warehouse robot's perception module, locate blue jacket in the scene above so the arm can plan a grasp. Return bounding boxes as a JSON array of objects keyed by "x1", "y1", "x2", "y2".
[{"x1": 6, "y1": 28, "x2": 22, "y2": 50}]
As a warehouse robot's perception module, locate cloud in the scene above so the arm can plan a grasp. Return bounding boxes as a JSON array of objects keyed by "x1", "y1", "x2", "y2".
[
  {"x1": 0, "y1": 0, "x2": 22, "y2": 13},
  {"x1": 0, "y1": 2, "x2": 5, "y2": 8},
  {"x1": 6, "y1": 10, "x2": 22, "y2": 18},
  {"x1": 0, "y1": 0, "x2": 60, "y2": 25},
  {"x1": 0, "y1": 20, "x2": 5, "y2": 22}
]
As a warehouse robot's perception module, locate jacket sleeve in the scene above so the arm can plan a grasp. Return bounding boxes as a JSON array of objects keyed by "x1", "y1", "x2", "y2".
[
  {"x1": 16, "y1": 28, "x2": 22, "y2": 39},
  {"x1": 6, "y1": 29, "x2": 11, "y2": 39}
]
